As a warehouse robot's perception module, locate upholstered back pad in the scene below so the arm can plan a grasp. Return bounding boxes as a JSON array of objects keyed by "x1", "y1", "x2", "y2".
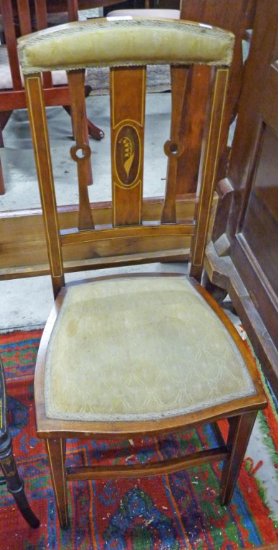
[{"x1": 18, "y1": 18, "x2": 234, "y2": 73}]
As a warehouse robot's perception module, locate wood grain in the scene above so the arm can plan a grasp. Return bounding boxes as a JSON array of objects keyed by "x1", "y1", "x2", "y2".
[{"x1": 205, "y1": 0, "x2": 278, "y2": 391}]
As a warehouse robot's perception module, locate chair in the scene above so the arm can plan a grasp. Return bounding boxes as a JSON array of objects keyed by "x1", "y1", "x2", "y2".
[
  {"x1": 0, "y1": 0, "x2": 104, "y2": 195},
  {"x1": 0, "y1": 357, "x2": 40, "y2": 528},
  {"x1": 19, "y1": 17, "x2": 267, "y2": 528}
]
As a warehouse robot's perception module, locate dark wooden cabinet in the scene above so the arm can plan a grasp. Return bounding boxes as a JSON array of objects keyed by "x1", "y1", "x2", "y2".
[{"x1": 206, "y1": 0, "x2": 278, "y2": 392}]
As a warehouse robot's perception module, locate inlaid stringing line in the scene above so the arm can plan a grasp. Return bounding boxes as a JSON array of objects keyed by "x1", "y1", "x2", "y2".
[
  {"x1": 192, "y1": 68, "x2": 229, "y2": 265},
  {"x1": 46, "y1": 439, "x2": 67, "y2": 524},
  {"x1": 25, "y1": 75, "x2": 63, "y2": 278},
  {"x1": 139, "y1": 67, "x2": 146, "y2": 222}
]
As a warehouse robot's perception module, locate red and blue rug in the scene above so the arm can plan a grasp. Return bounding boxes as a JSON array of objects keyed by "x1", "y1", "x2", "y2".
[{"x1": 0, "y1": 330, "x2": 277, "y2": 550}]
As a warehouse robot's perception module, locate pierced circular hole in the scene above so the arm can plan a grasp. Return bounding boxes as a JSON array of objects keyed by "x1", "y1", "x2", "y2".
[
  {"x1": 169, "y1": 143, "x2": 178, "y2": 154},
  {"x1": 70, "y1": 144, "x2": 91, "y2": 162},
  {"x1": 76, "y1": 148, "x2": 86, "y2": 159}
]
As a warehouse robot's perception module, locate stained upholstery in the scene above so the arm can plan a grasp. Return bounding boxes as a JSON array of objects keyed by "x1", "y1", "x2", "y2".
[
  {"x1": 0, "y1": 46, "x2": 67, "y2": 89},
  {"x1": 45, "y1": 277, "x2": 255, "y2": 422},
  {"x1": 18, "y1": 17, "x2": 234, "y2": 74}
]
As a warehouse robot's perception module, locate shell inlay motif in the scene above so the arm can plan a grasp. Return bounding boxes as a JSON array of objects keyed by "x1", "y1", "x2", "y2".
[{"x1": 115, "y1": 125, "x2": 140, "y2": 187}]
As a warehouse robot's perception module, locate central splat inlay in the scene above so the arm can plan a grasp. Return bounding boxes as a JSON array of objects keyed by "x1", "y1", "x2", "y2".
[{"x1": 115, "y1": 124, "x2": 140, "y2": 187}]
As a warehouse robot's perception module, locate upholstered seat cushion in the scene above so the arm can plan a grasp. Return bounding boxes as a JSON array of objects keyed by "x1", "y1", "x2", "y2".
[{"x1": 45, "y1": 276, "x2": 255, "y2": 421}]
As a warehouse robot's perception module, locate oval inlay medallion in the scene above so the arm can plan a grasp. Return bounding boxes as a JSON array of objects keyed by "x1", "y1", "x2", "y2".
[{"x1": 115, "y1": 125, "x2": 140, "y2": 186}]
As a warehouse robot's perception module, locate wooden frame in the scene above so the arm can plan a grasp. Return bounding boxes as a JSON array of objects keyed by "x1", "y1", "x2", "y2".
[
  {"x1": 25, "y1": 62, "x2": 228, "y2": 295},
  {"x1": 20, "y1": 17, "x2": 267, "y2": 528},
  {"x1": 0, "y1": 196, "x2": 199, "y2": 279}
]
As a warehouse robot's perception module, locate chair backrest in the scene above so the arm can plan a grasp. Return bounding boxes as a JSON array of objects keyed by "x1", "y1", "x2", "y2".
[{"x1": 19, "y1": 17, "x2": 234, "y2": 296}]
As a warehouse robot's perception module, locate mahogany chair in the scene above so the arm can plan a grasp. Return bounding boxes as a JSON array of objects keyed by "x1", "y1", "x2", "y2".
[
  {"x1": 0, "y1": 0, "x2": 104, "y2": 195},
  {"x1": 19, "y1": 17, "x2": 267, "y2": 528}
]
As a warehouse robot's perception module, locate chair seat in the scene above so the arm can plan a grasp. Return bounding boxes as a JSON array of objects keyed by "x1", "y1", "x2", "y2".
[{"x1": 45, "y1": 276, "x2": 256, "y2": 422}]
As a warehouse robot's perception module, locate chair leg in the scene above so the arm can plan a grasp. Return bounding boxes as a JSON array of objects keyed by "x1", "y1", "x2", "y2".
[
  {"x1": 0, "y1": 112, "x2": 13, "y2": 147},
  {"x1": 87, "y1": 118, "x2": 105, "y2": 141},
  {"x1": 0, "y1": 433, "x2": 40, "y2": 528},
  {"x1": 46, "y1": 438, "x2": 69, "y2": 529},
  {"x1": 220, "y1": 411, "x2": 257, "y2": 505},
  {"x1": 63, "y1": 105, "x2": 104, "y2": 141}
]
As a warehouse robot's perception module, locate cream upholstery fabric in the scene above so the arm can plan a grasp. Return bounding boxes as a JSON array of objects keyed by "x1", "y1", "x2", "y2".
[
  {"x1": 18, "y1": 18, "x2": 234, "y2": 74},
  {"x1": 45, "y1": 276, "x2": 255, "y2": 421},
  {"x1": 0, "y1": 45, "x2": 67, "y2": 89}
]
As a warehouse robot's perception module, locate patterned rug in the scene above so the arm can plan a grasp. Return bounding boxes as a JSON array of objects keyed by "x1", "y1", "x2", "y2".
[{"x1": 0, "y1": 330, "x2": 277, "y2": 550}]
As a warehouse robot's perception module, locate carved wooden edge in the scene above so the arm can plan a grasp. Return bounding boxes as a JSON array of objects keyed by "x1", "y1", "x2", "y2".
[{"x1": 205, "y1": 240, "x2": 278, "y2": 394}]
